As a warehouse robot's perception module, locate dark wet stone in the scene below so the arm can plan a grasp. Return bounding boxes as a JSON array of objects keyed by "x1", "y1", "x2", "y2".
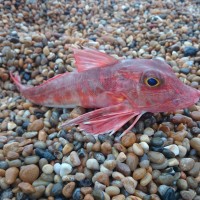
[
  {"x1": 48, "y1": 132, "x2": 58, "y2": 140},
  {"x1": 34, "y1": 110, "x2": 45, "y2": 118},
  {"x1": 57, "y1": 129, "x2": 68, "y2": 138},
  {"x1": 180, "y1": 68, "x2": 190, "y2": 75},
  {"x1": 22, "y1": 121, "x2": 29, "y2": 129},
  {"x1": 77, "y1": 148, "x2": 87, "y2": 157},
  {"x1": 78, "y1": 178, "x2": 93, "y2": 187},
  {"x1": 72, "y1": 188, "x2": 83, "y2": 200},
  {"x1": 16, "y1": 127, "x2": 25, "y2": 136},
  {"x1": 0, "y1": 161, "x2": 9, "y2": 169},
  {"x1": 162, "y1": 148, "x2": 175, "y2": 158},
  {"x1": 151, "y1": 146, "x2": 163, "y2": 152},
  {"x1": 94, "y1": 152, "x2": 106, "y2": 164},
  {"x1": 151, "y1": 137, "x2": 164, "y2": 147},
  {"x1": 23, "y1": 72, "x2": 31, "y2": 81},
  {"x1": 144, "y1": 115, "x2": 156, "y2": 127},
  {"x1": 154, "y1": 131, "x2": 167, "y2": 138},
  {"x1": 60, "y1": 113, "x2": 70, "y2": 121},
  {"x1": 54, "y1": 195, "x2": 66, "y2": 200},
  {"x1": 35, "y1": 148, "x2": 55, "y2": 161},
  {"x1": 0, "y1": 118, "x2": 4, "y2": 123},
  {"x1": 73, "y1": 141, "x2": 82, "y2": 151},
  {"x1": 173, "y1": 166, "x2": 181, "y2": 172},
  {"x1": 51, "y1": 182, "x2": 63, "y2": 196},
  {"x1": 98, "y1": 134, "x2": 112, "y2": 143},
  {"x1": 50, "y1": 112, "x2": 60, "y2": 127},
  {"x1": 128, "y1": 41, "x2": 137, "y2": 48},
  {"x1": 92, "y1": 189, "x2": 105, "y2": 200},
  {"x1": 191, "y1": 127, "x2": 200, "y2": 135},
  {"x1": 16, "y1": 192, "x2": 30, "y2": 200},
  {"x1": 0, "y1": 189, "x2": 13, "y2": 200},
  {"x1": 10, "y1": 37, "x2": 19, "y2": 43},
  {"x1": 184, "y1": 46, "x2": 198, "y2": 56},
  {"x1": 164, "y1": 167, "x2": 176, "y2": 176},
  {"x1": 134, "y1": 120, "x2": 144, "y2": 134},
  {"x1": 162, "y1": 188, "x2": 176, "y2": 200},
  {"x1": 120, "y1": 187, "x2": 130, "y2": 197}
]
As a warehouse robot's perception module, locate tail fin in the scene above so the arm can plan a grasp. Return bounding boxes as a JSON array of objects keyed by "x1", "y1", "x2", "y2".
[{"x1": 10, "y1": 72, "x2": 26, "y2": 91}]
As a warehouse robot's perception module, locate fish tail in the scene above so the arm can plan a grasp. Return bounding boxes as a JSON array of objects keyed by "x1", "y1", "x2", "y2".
[{"x1": 10, "y1": 72, "x2": 27, "y2": 92}]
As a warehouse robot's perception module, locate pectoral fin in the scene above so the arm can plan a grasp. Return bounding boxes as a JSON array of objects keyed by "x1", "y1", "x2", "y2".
[{"x1": 60, "y1": 103, "x2": 142, "y2": 135}]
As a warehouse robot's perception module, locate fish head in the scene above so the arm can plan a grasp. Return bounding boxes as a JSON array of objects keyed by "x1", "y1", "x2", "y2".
[{"x1": 119, "y1": 59, "x2": 200, "y2": 113}]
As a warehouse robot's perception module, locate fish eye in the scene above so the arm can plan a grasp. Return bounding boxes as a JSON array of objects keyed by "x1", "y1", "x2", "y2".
[{"x1": 145, "y1": 77, "x2": 160, "y2": 87}]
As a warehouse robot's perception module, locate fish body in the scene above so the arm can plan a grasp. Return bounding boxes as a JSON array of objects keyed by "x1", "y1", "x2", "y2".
[{"x1": 10, "y1": 48, "x2": 200, "y2": 137}]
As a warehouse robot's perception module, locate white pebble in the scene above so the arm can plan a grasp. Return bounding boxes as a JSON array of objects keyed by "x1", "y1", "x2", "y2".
[
  {"x1": 60, "y1": 163, "x2": 72, "y2": 176},
  {"x1": 164, "y1": 144, "x2": 179, "y2": 156},
  {"x1": 86, "y1": 158, "x2": 100, "y2": 170},
  {"x1": 143, "y1": 127, "x2": 154, "y2": 136},
  {"x1": 139, "y1": 142, "x2": 149, "y2": 153},
  {"x1": 54, "y1": 163, "x2": 61, "y2": 175}
]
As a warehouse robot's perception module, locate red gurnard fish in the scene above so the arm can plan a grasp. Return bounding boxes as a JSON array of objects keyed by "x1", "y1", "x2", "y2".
[{"x1": 10, "y1": 48, "x2": 200, "y2": 138}]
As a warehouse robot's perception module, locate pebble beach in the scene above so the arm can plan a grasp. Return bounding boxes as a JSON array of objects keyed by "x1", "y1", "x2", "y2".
[{"x1": 0, "y1": 0, "x2": 200, "y2": 200}]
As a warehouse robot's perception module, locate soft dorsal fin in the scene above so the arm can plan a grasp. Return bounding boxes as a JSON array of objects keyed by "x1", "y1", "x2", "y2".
[{"x1": 72, "y1": 48, "x2": 119, "y2": 72}]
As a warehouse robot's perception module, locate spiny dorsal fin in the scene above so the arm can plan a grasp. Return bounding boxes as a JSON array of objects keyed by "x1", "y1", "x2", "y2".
[{"x1": 73, "y1": 48, "x2": 119, "y2": 72}]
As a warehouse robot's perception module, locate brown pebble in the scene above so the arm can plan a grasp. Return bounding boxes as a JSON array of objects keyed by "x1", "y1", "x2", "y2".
[
  {"x1": 92, "y1": 141, "x2": 101, "y2": 151},
  {"x1": 92, "y1": 172, "x2": 110, "y2": 186},
  {"x1": 38, "y1": 130, "x2": 47, "y2": 141},
  {"x1": 62, "y1": 143, "x2": 74, "y2": 155},
  {"x1": 3, "y1": 142, "x2": 19, "y2": 156},
  {"x1": 190, "y1": 138, "x2": 200, "y2": 152},
  {"x1": 170, "y1": 130, "x2": 187, "y2": 142},
  {"x1": 179, "y1": 158, "x2": 195, "y2": 171},
  {"x1": 5, "y1": 167, "x2": 19, "y2": 184},
  {"x1": 6, "y1": 151, "x2": 19, "y2": 160},
  {"x1": 133, "y1": 168, "x2": 147, "y2": 180},
  {"x1": 0, "y1": 169, "x2": 5, "y2": 177},
  {"x1": 84, "y1": 194, "x2": 94, "y2": 200},
  {"x1": 171, "y1": 114, "x2": 195, "y2": 127},
  {"x1": 191, "y1": 111, "x2": 200, "y2": 121},
  {"x1": 101, "y1": 142, "x2": 112, "y2": 155},
  {"x1": 70, "y1": 107, "x2": 85, "y2": 118},
  {"x1": 114, "y1": 143, "x2": 127, "y2": 153},
  {"x1": 126, "y1": 153, "x2": 139, "y2": 171},
  {"x1": 81, "y1": 187, "x2": 92, "y2": 195},
  {"x1": 22, "y1": 144, "x2": 33, "y2": 157},
  {"x1": 28, "y1": 119, "x2": 44, "y2": 131},
  {"x1": 19, "y1": 164, "x2": 39, "y2": 183},
  {"x1": 121, "y1": 132, "x2": 136, "y2": 147},
  {"x1": 18, "y1": 182, "x2": 36, "y2": 193},
  {"x1": 62, "y1": 182, "x2": 75, "y2": 198}
]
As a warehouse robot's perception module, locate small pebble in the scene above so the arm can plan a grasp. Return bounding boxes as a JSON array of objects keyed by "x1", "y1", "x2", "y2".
[
  {"x1": 86, "y1": 158, "x2": 100, "y2": 170},
  {"x1": 42, "y1": 164, "x2": 54, "y2": 174},
  {"x1": 60, "y1": 163, "x2": 72, "y2": 176}
]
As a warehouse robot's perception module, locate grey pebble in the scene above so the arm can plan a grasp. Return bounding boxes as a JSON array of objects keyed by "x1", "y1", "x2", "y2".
[
  {"x1": 0, "y1": 161, "x2": 9, "y2": 170},
  {"x1": 51, "y1": 182, "x2": 63, "y2": 196},
  {"x1": 92, "y1": 189, "x2": 105, "y2": 200},
  {"x1": 0, "y1": 188, "x2": 13, "y2": 200},
  {"x1": 7, "y1": 159, "x2": 22, "y2": 167},
  {"x1": 24, "y1": 155, "x2": 40, "y2": 164}
]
